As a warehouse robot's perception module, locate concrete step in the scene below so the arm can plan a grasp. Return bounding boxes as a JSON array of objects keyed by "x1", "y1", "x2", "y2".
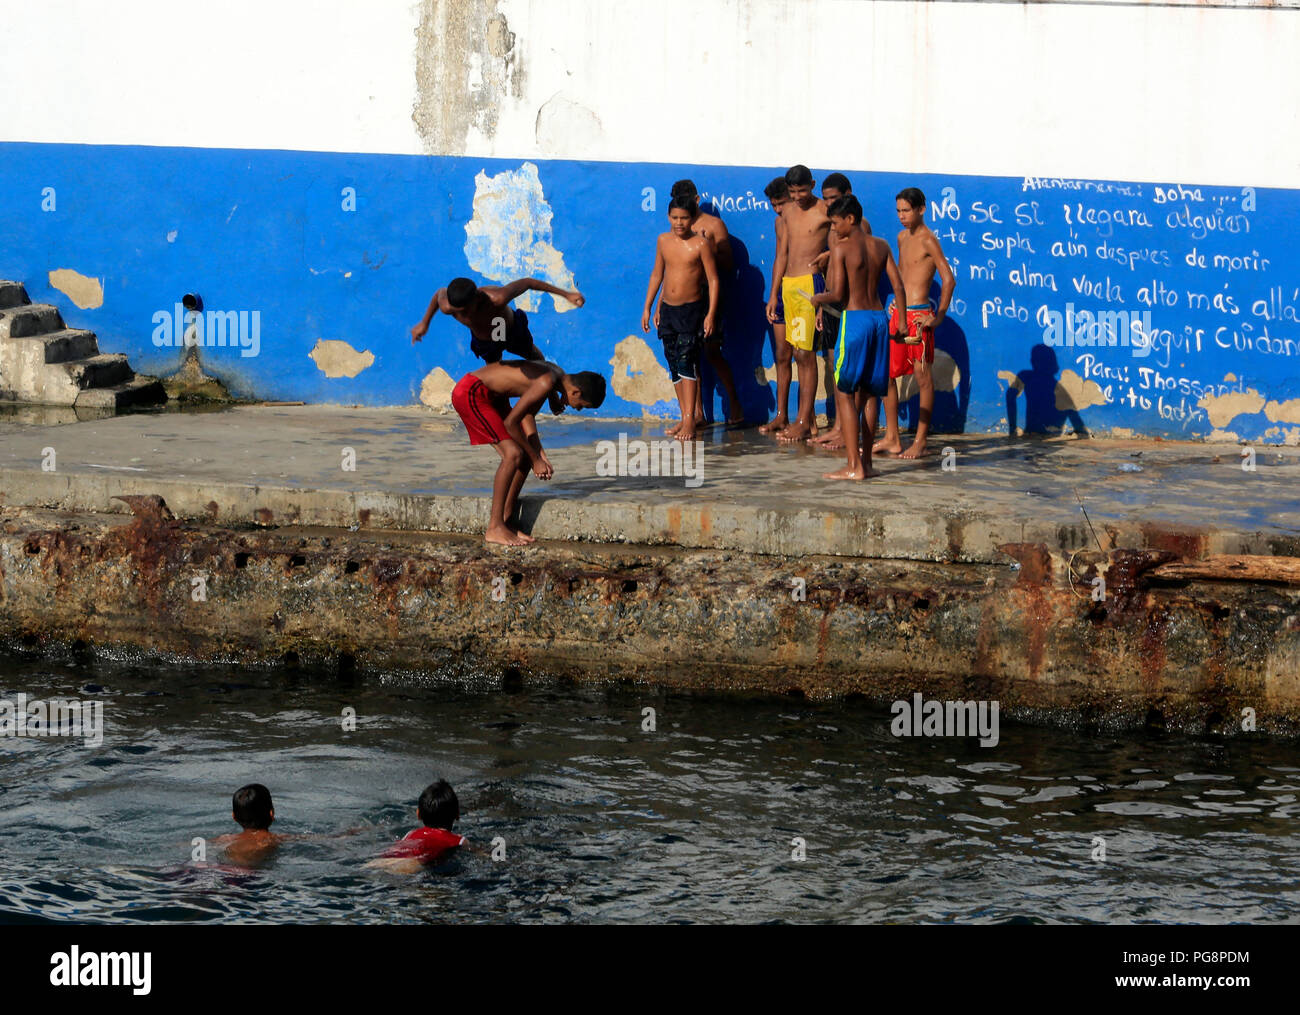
[
  {"x1": 3, "y1": 328, "x2": 100, "y2": 364},
  {"x1": 73, "y1": 375, "x2": 166, "y2": 410},
  {"x1": 0, "y1": 303, "x2": 64, "y2": 338},
  {"x1": 0, "y1": 281, "x2": 29, "y2": 310},
  {"x1": 61, "y1": 353, "x2": 133, "y2": 390}
]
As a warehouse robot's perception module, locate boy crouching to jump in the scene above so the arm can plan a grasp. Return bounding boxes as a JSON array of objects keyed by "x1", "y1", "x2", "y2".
[{"x1": 451, "y1": 360, "x2": 606, "y2": 546}]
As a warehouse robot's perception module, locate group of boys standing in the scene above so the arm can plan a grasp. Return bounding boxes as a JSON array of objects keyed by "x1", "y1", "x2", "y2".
[{"x1": 643, "y1": 166, "x2": 956, "y2": 479}]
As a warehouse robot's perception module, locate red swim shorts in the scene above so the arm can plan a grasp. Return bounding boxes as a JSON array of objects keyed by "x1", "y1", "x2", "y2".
[
  {"x1": 451, "y1": 374, "x2": 511, "y2": 445},
  {"x1": 888, "y1": 302, "x2": 936, "y2": 379}
]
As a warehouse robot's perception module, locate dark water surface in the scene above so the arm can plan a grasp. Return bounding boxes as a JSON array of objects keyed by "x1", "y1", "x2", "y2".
[{"x1": 2, "y1": 652, "x2": 1298, "y2": 924}]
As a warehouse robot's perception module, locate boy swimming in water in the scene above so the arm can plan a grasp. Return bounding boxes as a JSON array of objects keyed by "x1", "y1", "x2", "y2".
[
  {"x1": 211, "y1": 783, "x2": 283, "y2": 866},
  {"x1": 642, "y1": 194, "x2": 721, "y2": 442},
  {"x1": 451, "y1": 359, "x2": 606, "y2": 546},
  {"x1": 811, "y1": 195, "x2": 907, "y2": 480},
  {"x1": 874, "y1": 187, "x2": 956, "y2": 460},
  {"x1": 366, "y1": 780, "x2": 467, "y2": 875},
  {"x1": 766, "y1": 164, "x2": 831, "y2": 443},
  {"x1": 410, "y1": 276, "x2": 584, "y2": 362}
]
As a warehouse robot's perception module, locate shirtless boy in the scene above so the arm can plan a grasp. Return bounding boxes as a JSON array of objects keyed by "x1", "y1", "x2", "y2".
[
  {"x1": 642, "y1": 195, "x2": 720, "y2": 443},
  {"x1": 811, "y1": 195, "x2": 907, "y2": 480},
  {"x1": 670, "y1": 180, "x2": 744, "y2": 427},
  {"x1": 809, "y1": 173, "x2": 874, "y2": 449},
  {"x1": 211, "y1": 783, "x2": 282, "y2": 866},
  {"x1": 450, "y1": 359, "x2": 606, "y2": 546},
  {"x1": 758, "y1": 177, "x2": 794, "y2": 435},
  {"x1": 410, "y1": 276, "x2": 584, "y2": 362},
  {"x1": 874, "y1": 187, "x2": 956, "y2": 460},
  {"x1": 765, "y1": 165, "x2": 831, "y2": 443}
]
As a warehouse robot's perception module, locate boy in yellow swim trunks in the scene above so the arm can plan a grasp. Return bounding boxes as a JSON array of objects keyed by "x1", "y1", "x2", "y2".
[{"x1": 765, "y1": 165, "x2": 831, "y2": 443}]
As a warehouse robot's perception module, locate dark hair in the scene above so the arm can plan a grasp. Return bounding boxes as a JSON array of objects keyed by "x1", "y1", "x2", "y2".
[
  {"x1": 764, "y1": 177, "x2": 789, "y2": 202},
  {"x1": 667, "y1": 194, "x2": 695, "y2": 214},
  {"x1": 785, "y1": 164, "x2": 814, "y2": 187},
  {"x1": 896, "y1": 187, "x2": 926, "y2": 210},
  {"x1": 570, "y1": 371, "x2": 607, "y2": 408},
  {"x1": 829, "y1": 194, "x2": 863, "y2": 223},
  {"x1": 670, "y1": 179, "x2": 698, "y2": 201},
  {"x1": 823, "y1": 172, "x2": 851, "y2": 194},
  {"x1": 446, "y1": 277, "x2": 478, "y2": 308},
  {"x1": 232, "y1": 783, "x2": 274, "y2": 830},
  {"x1": 418, "y1": 780, "x2": 460, "y2": 829}
]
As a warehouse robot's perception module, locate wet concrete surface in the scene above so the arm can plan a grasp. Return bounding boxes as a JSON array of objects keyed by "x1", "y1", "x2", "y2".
[{"x1": 0, "y1": 404, "x2": 1298, "y2": 561}]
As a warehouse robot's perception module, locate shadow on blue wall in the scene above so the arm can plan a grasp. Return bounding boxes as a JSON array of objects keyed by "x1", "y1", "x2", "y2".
[{"x1": 1005, "y1": 344, "x2": 1090, "y2": 437}]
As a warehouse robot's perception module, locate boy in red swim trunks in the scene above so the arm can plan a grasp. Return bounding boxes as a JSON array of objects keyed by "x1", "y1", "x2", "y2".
[
  {"x1": 451, "y1": 359, "x2": 606, "y2": 546},
  {"x1": 366, "y1": 780, "x2": 466, "y2": 874},
  {"x1": 873, "y1": 187, "x2": 956, "y2": 460}
]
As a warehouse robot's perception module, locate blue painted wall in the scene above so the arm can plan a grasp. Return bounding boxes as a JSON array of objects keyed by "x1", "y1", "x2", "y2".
[{"x1": 2, "y1": 141, "x2": 1297, "y2": 440}]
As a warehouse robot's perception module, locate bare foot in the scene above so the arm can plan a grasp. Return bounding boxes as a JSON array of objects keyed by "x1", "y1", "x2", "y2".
[
  {"x1": 485, "y1": 525, "x2": 528, "y2": 546},
  {"x1": 665, "y1": 420, "x2": 683, "y2": 437},
  {"x1": 818, "y1": 435, "x2": 846, "y2": 451},
  {"x1": 514, "y1": 529, "x2": 536, "y2": 544},
  {"x1": 899, "y1": 440, "x2": 928, "y2": 460},
  {"x1": 675, "y1": 427, "x2": 697, "y2": 443},
  {"x1": 758, "y1": 415, "x2": 789, "y2": 435},
  {"x1": 872, "y1": 436, "x2": 903, "y2": 455},
  {"x1": 777, "y1": 422, "x2": 812, "y2": 443},
  {"x1": 822, "y1": 466, "x2": 880, "y2": 480},
  {"x1": 726, "y1": 408, "x2": 745, "y2": 426}
]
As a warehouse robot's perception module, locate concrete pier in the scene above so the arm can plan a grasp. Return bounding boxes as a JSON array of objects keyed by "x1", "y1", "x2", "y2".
[{"x1": 2, "y1": 405, "x2": 1299, "y2": 733}]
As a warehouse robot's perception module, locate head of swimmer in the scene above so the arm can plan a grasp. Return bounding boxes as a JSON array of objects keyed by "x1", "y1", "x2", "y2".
[
  {"x1": 785, "y1": 164, "x2": 816, "y2": 207},
  {"x1": 559, "y1": 370, "x2": 607, "y2": 412},
  {"x1": 765, "y1": 177, "x2": 790, "y2": 219},
  {"x1": 896, "y1": 187, "x2": 926, "y2": 230},
  {"x1": 418, "y1": 780, "x2": 460, "y2": 830},
  {"x1": 667, "y1": 193, "x2": 699, "y2": 237},
  {"x1": 821, "y1": 172, "x2": 851, "y2": 210},
  {"x1": 828, "y1": 195, "x2": 863, "y2": 239},
  {"x1": 233, "y1": 783, "x2": 274, "y2": 831},
  {"x1": 446, "y1": 276, "x2": 485, "y2": 312}
]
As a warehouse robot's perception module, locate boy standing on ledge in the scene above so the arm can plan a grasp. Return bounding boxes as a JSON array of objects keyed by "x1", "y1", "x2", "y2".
[
  {"x1": 874, "y1": 187, "x2": 956, "y2": 460},
  {"x1": 410, "y1": 276, "x2": 584, "y2": 363},
  {"x1": 451, "y1": 359, "x2": 606, "y2": 546},
  {"x1": 642, "y1": 194, "x2": 720, "y2": 443}
]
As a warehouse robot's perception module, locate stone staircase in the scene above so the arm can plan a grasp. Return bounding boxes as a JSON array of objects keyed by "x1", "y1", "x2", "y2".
[{"x1": 0, "y1": 280, "x2": 164, "y2": 408}]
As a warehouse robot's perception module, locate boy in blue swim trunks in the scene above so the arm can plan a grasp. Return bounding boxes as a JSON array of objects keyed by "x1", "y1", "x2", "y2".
[
  {"x1": 410, "y1": 276, "x2": 584, "y2": 362},
  {"x1": 812, "y1": 195, "x2": 907, "y2": 481},
  {"x1": 642, "y1": 195, "x2": 720, "y2": 442}
]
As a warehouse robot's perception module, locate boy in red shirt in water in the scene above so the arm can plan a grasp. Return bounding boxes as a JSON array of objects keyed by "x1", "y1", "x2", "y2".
[{"x1": 366, "y1": 780, "x2": 467, "y2": 874}]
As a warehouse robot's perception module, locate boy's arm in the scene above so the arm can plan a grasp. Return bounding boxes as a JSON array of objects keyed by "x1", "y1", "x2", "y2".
[
  {"x1": 503, "y1": 373, "x2": 557, "y2": 477},
  {"x1": 496, "y1": 277, "x2": 584, "y2": 308},
  {"x1": 767, "y1": 218, "x2": 788, "y2": 322},
  {"x1": 642, "y1": 238, "x2": 665, "y2": 332},
  {"x1": 700, "y1": 240, "x2": 720, "y2": 338},
  {"x1": 883, "y1": 249, "x2": 908, "y2": 338},
  {"x1": 410, "y1": 289, "x2": 443, "y2": 343},
  {"x1": 711, "y1": 218, "x2": 735, "y2": 277},
  {"x1": 812, "y1": 244, "x2": 846, "y2": 306},
  {"x1": 924, "y1": 235, "x2": 956, "y2": 328}
]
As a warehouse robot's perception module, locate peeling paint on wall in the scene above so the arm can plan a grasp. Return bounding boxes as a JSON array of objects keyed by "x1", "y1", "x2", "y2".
[
  {"x1": 48, "y1": 268, "x2": 103, "y2": 309},
  {"x1": 309, "y1": 339, "x2": 375, "y2": 378},
  {"x1": 535, "y1": 93, "x2": 605, "y2": 155},
  {"x1": 1198, "y1": 388, "x2": 1266, "y2": 429},
  {"x1": 1055, "y1": 369, "x2": 1107, "y2": 412},
  {"x1": 898, "y1": 349, "x2": 960, "y2": 401},
  {"x1": 464, "y1": 162, "x2": 577, "y2": 312},
  {"x1": 1264, "y1": 398, "x2": 1300, "y2": 424},
  {"x1": 1208, "y1": 429, "x2": 1241, "y2": 442},
  {"x1": 419, "y1": 366, "x2": 456, "y2": 409},
  {"x1": 412, "y1": 0, "x2": 524, "y2": 155},
  {"x1": 610, "y1": 335, "x2": 674, "y2": 407}
]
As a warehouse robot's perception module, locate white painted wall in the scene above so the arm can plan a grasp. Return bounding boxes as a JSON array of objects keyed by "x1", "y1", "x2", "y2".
[{"x1": 3, "y1": 0, "x2": 1297, "y2": 187}]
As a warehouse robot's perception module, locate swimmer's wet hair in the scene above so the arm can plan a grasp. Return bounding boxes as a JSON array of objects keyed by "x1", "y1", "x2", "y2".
[
  {"x1": 670, "y1": 179, "x2": 698, "y2": 201},
  {"x1": 446, "y1": 277, "x2": 478, "y2": 308},
  {"x1": 785, "y1": 164, "x2": 814, "y2": 187},
  {"x1": 418, "y1": 780, "x2": 460, "y2": 829},
  {"x1": 823, "y1": 172, "x2": 851, "y2": 194},
  {"x1": 233, "y1": 783, "x2": 274, "y2": 830},
  {"x1": 828, "y1": 194, "x2": 863, "y2": 223},
  {"x1": 570, "y1": 371, "x2": 607, "y2": 409},
  {"x1": 896, "y1": 187, "x2": 926, "y2": 210},
  {"x1": 764, "y1": 177, "x2": 789, "y2": 202},
  {"x1": 667, "y1": 194, "x2": 695, "y2": 214}
]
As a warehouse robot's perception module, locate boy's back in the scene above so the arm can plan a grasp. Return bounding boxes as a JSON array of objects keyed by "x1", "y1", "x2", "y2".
[
  {"x1": 837, "y1": 233, "x2": 891, "y2": 312},
  {"x1": 473, "y1": 359, "x2": 561, "y2": 399}
]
